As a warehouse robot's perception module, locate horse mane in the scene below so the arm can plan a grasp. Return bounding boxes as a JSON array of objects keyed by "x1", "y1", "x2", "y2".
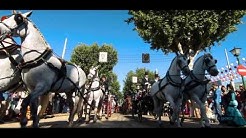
[
  {"x1": 193, "y1": 53, "x2": 212, "y2": 66},
  {"x1": 167, "y1": 55, "x2": 178, "y2": 72},
  {"x1": 26, "y1": 18, "x2": 50, "y2": 48}
]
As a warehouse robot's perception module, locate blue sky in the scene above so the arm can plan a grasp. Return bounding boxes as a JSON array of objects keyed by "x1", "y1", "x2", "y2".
[{"x1": 1, "y1": 10, "x2": 246, "y2": 90}]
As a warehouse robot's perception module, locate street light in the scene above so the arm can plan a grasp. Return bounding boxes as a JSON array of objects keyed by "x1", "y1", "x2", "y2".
[{"x1": 230, "y1": 47, "x2": 246, "y2": 88}]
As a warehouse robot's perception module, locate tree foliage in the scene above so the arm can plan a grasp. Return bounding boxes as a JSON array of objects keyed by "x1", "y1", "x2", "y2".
[
  {"x1": 126, "y1": 10, "x2": 246, "y2": 55},
  {"x1": 70, "y1": 43, "x2": 122, "y2": 100},
  {"x1": 70, "y1": 43, "x2": 118, "y2": 75},
  {"x1": 122, "y1": 68, "x2": 156, "y2": 96}
]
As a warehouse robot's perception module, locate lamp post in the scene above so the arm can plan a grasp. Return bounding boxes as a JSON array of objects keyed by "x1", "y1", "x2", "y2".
[{"x1": 230, "y1": 47, "x2": 246, "y2": 88}]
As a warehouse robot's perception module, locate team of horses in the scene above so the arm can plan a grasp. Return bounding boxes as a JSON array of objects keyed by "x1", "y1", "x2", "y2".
[{"x1": 0, "y1": 10, "x2": 220, "y2": 128}]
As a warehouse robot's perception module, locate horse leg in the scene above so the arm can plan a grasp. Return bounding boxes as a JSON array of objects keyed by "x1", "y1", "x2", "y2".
[
  {"x1": 153, "y1": 95, "x2": 163, "y2": 127},
  {"x1": 85, "y1": 100, "x2": 92, "y2": 123},
  {"x1": 97, "y1": 96, "x2": 104, "y2": 120},
  {"x1": 75, "y1": 86, "x2": 85, "y2": 121},
  {"x1": 192, "y1": 96, "x2": 210, "y2": 128},
  {"x1": 20, "y1": 95, "x2": 31, "y2": 128},
  {"x1": 93, "y1": 98, "x2": 101, "y2": 123},
  {"x1": 66, "y1": 92, "x2": 76, "y2": 127},
  {"x1": 76, "y1": 95, "x2": 84, "y2": 121},
  {"x1": 180, "y1": 98, "x2": 187, "y2": 125},
  {"x1": 30, "y1": 98, "x2": 39, "y2": 128},
  {"x1": 93, "y1": 106, "x2": 98, "y2": 123},
  {"x1": 174, "y1": 97, "x2": 183, "y2": 127},
  {"x1": 38, "y1": 94, "x2": 50, "y2": 119},
  {"x1": 165, "y1": 95, "x2": 181, "y2": 127},
  {"x1": 152, "y1": 96, "x2": 159, "y2": 120}
]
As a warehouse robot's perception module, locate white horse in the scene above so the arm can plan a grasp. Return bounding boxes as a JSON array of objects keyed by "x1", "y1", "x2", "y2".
[
  {"x1": 83, "y1": 66, "x2": 104, "y2": 123},
  {"x1": 0, "y1": 34, "x2": 23, "y2": 122},
  {"x1": 181, "y1": 53, "x2": 219, "y2": 127},
  {"x1": 0, "y1": 11, "x2": 87, "y2": 128},
  {"x1": 0, "y1": 32, "x2": 50, "y2": 119},
  {"x1": 150, "y1": 53, "x2": 190, "y2": 127},
  {"x1": 0, "y1": 30, "x2": 59, "y2": 119},
  {"x1": 0, "y1": 36, "x2": 22, "y2": 93}
]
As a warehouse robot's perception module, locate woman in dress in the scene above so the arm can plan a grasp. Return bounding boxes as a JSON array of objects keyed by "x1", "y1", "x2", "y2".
[{"x1": 225, "y1": 83, "x2": 246, "y2": 127}]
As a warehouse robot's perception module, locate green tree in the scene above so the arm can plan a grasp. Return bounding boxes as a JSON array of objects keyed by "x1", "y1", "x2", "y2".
[
  {"x1": 126, "y1": 10, "x2": 246, "y2": 68},
  {"x1": 71, "y1": 43, "x2": 118, "y2": 75},
  {"x1": 122, "y1": 68, "x2": 155, "y2": 96},
  {"x1": 70, "y1": 43, "x2": 122, "y2": 99}
]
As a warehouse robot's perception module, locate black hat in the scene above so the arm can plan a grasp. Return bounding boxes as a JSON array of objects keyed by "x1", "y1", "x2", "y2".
[
  {"x1": 155, "y1": 74, "x2": 159, "y2": 77},
  {"x1": 145, "y1": 72, "x2": 148, "y2": 75}
]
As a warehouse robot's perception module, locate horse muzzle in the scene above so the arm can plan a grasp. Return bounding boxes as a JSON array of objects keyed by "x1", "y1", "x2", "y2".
[{"x1": 182, "y1": 67, "x2": 191, "y2": 76}]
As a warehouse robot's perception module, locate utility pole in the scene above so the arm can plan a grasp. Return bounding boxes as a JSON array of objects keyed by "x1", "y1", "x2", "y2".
[
  {"x1": 62, "y1": 37, "x2": 67, "y2": 59},
  {"x1": 225, "y1": 48, "x2": 235, "y2": 88}
]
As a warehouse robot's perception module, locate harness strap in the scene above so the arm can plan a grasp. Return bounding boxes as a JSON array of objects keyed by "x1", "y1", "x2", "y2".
[
  {"x1": 18, "y1": 48, "x2": 52, "y2": 69},
  {"x1": 0, "y1": 40, "x2": 20, "y2": 67},
  {"x1": 0, "y1": 81, "x2": 24, "y2": 93},
  {"x1": 156, "y1": 72, "x2": 184, "y2": 101},
  {"x1": 47, "y1": 59, "x2": 67, "y2": 92}
]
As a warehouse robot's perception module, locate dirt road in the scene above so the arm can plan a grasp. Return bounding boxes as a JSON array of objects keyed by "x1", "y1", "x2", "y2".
[{"x1": 0, "y1": 113, "x2": 237, "y2": 128}]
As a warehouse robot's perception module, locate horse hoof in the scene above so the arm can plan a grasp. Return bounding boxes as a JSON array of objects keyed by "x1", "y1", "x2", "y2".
[
  {"x1": 20, "y1": 118, "x2": 28, "y2": 127},
  {"x1": 205, "y1": 125, "x2": 211, "y2": 128},
  {"x1": 33, "y1": 124, "x2": 39, "y2": 128},
  {"x1": 93, "y1": 119, "x2": 97, "y2": 123},
  {"x1": 68, "y1": 122, "x2": 73, "y2": 127}
]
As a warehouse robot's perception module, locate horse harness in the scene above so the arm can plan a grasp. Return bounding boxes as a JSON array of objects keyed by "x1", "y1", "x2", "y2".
[
  {"x1": 157, "y1": 71, "x2": 184, "y2": 101},
  {"x1": 0, "y1": 35, "x2": 25, "y2": 93},
  {"x1": 183, "y1": 71, "x2": 210, "y2": 100}
]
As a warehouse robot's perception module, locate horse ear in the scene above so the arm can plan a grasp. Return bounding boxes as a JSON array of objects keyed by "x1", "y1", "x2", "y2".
[
  {"x1": 12, "y1": 10, "x2": 17, "y2": 14},
  {"x1": 184, "y1": 50, "x2": 189, "y2": 57},
  {"x1": 95, "y1": 65, "x2": 100, "y2": 70},
  {"x1": 23, "y1": 11, "x2": 32, "y2": 18},
  {"x1": 175, "y1": 51, "x2": 179, "y2": 56}
]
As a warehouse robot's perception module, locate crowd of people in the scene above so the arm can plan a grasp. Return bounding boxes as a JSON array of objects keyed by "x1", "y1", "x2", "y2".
[
  {"x1": 0, "y1": 75, "x2": 119, "y2": 124},
  {"x1": 189, "y1": 82, "x2": 246, "y2": 127},
  {"x1": 122, "y1": 70, "x2": 246, "y2": 127}
]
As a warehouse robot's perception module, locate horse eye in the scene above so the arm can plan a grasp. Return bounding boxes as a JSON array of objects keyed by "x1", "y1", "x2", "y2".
[
  {"x1": 204, "y1": 58, "x2": 210, "y2": 63},
  {"x1": 14, "y1": 14, "x2": 23, "y2": 25},
  {"x1": 214, "y1": 59, "x2": 217, "y2": 64}
]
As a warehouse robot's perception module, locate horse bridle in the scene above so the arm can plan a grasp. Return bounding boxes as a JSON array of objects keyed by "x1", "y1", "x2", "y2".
[
  {"x1": 0, "y1": 14, "x2": 28, "y2": 36},
  {"x1": 203, "y1": 55, "x2": 217, "y2": 73},
  {"x1": 0, "y1": 34, "x2": 20, "y2": 67},
  {"x1": 177, "y1": 55, "x2": 190, "y2": 72}
]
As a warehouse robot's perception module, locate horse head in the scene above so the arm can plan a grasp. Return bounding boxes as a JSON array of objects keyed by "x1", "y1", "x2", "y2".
[
  {"x1": 175, "y1": 53, "x2": 190, "y2": 76},
  {"x1": 202, "y1": 53, "x2": 219, "y2": 76},
  {"x1": 0, "y1": 10, "x2": 32, "y2": 38},
  {"x1": 87, "y1": 65, "x2": 99, "y2": 80}
]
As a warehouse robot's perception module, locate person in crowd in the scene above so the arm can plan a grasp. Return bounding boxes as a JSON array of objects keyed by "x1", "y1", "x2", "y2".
[
  {"x1": 100, "y1": 75, "x2": 109, "y2": 95},
  {"x1": 224, "y1": 83, "x2": 246, "y2": 127},
  {"x1": 212, "y1": 84, "x2": 222, "y2": 122},
  {"x1": 0, "y1": 93, "x2": 5, "y2": 124},
  {"x1": 141, "y1": 71, "x2": 151, "y2": 94},
  {"x1": 238, "y1": 84, "x2": 246, "y2": 117},
  {"x1": 221, "y1": 85, "x2": 229, "y2": 114}
]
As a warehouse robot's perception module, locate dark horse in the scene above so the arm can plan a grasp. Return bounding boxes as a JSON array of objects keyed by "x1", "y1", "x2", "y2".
[{"x1": 132, "y1": 90, "x2": 155, "y2": 122}]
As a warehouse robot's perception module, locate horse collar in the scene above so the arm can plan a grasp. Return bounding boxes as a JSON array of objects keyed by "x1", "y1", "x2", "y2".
[{"x1": 166, "y1": 71, "x2": 182, "y2": 88}]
